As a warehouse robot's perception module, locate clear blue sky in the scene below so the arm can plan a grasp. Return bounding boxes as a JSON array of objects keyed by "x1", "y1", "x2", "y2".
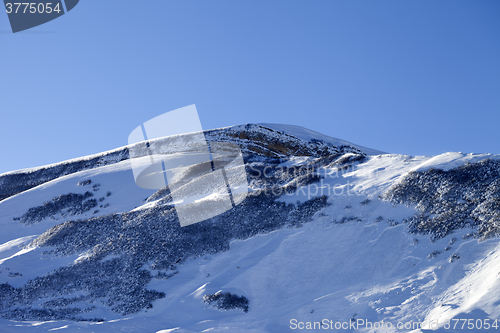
[{"x1": 1, "y1": 0, "x2": 499, "y2": 174}]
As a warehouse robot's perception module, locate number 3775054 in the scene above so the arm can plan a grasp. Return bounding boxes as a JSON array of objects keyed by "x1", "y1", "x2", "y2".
[{"x1": 5, "y1": 3, "x2": 62, "y2": 14}]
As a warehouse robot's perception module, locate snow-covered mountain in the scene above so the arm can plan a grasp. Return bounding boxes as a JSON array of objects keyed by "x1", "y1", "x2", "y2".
[{"x1": 0, "y1": 124, "x2": 499, "y2": 333}]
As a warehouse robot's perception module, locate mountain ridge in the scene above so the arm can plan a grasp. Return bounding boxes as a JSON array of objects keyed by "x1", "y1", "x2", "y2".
[
  {"x1": 0, "y1": 124, "x2": 499, "y2": 332},
  {"x1": 0, "y1": 124, "x2": 378, "y2": 202}
]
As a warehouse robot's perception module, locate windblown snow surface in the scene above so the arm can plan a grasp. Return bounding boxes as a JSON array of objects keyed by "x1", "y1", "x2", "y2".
[
  {"x1": 0, "y1": 125, "x2": 499, "y2": 333},
  {"x1": 257, "y1": 124, "x2": 385, "y2": 156}
]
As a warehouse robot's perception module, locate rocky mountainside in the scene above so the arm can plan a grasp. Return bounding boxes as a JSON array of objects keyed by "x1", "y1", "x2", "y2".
[
  {"x1": 0, "y1": 124, "x2": 499, "y2": 333},
  {"x1": 0, "y1": 124, "x2": 371, "y2": 202}
]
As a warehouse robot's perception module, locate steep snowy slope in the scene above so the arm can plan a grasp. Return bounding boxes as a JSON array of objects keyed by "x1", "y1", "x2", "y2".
[
  {"x1": 258, "y1": 123, "x2": 385, "y2": 156},
  {"x1": 0, "y1": 125, "x2": 499, "y2": 333},
  {"x1": 0, "y1": 124, "x2": 372, "y2": 202}
]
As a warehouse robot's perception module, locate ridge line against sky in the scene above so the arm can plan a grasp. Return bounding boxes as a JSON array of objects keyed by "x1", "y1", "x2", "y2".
[{"x1": 1, "y1": 0, "x2": 499, "y2": 174}]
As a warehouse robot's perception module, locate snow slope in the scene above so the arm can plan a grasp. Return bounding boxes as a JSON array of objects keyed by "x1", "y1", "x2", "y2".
[
  {"x1": 0, "y1": 123, "x2": 376, "y2": 203},
  {"x1": 258, "y1": 123, "x2": 385, "y2": 156},
  {"x1": 0, "y1": 124, "x2": 499, "y2": 333}
]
